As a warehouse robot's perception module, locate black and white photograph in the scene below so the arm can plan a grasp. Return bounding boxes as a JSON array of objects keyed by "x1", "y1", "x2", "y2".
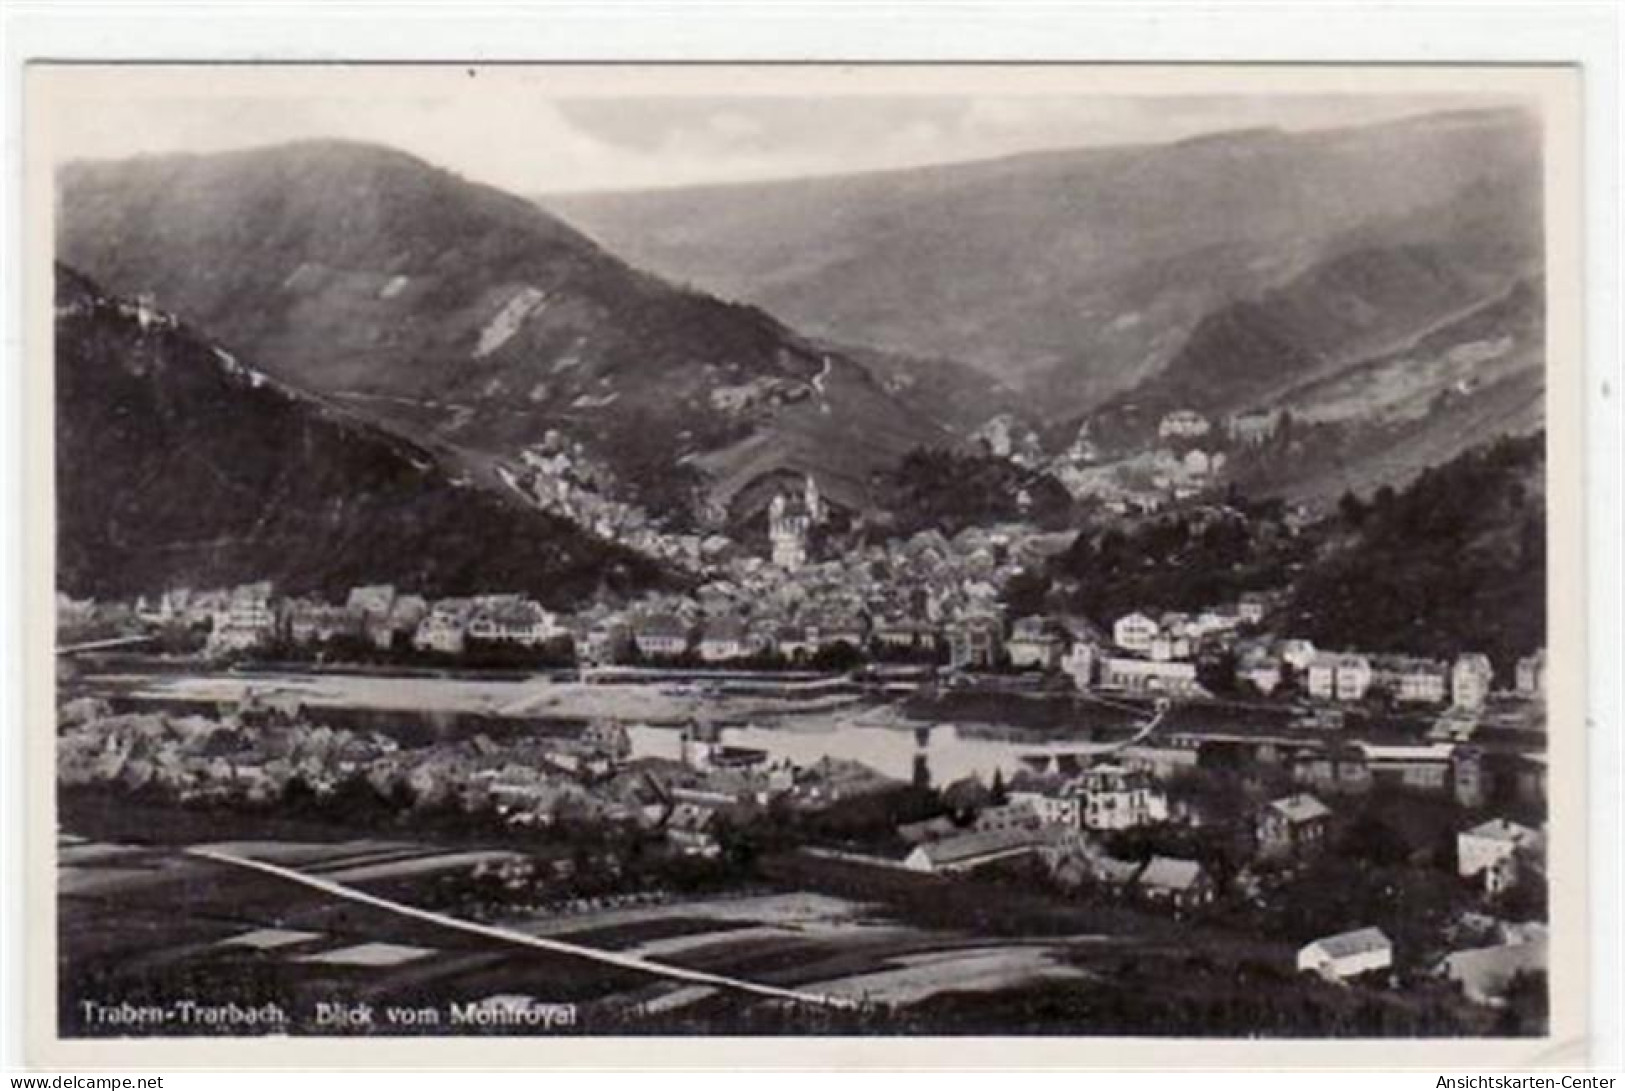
[{"x1": 21, "y1": 61, "x2": 1590, "y2": 1064}]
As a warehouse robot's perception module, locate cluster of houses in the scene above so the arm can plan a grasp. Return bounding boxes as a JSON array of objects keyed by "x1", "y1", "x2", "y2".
[
  {"x1": 876, "y1": 751, "x2": 1547, "y2": 1006},
  {"x1": 1246, "y1": 783, "x2": 1547, "y2": 898},
  {"x1": 970, "y1": 414, "x2": 1047, "y2": 467},
  {"x1": 1160, "y1": 407, "x2": 1286, "y2": 453},
  {"x1": 504, "y1": 433, "x2": 731, "y2": 572},
  {"x1": 1226, "y1": 408, "x2": 1285, "y2": 447},
  {"x1": 132, "y1": 582, "x2": 569, "y2": 658},
  {"x1": 57, "y1": 704, "x2": 409, "y2": 807},
  {"x1": 892, "y1": 799, "x2": 1217, "y2": 915},
  {"x1": 1023, "y1": 405, "x2": 1294, "y2": 512},
  {"x1": 1046, "y1": 449, "x2": 1233, "y2": 513},
  {"x1": 1125, "y1": 410, "x2": 1234, "y2": 503},
  {"x1": 567, "y1": 519, "x2": 1080, "y2": 670},
  {"x1": 118, "y1": 577, "x2": 1548, "y2": 750},
  {"x1": 847, "y1": 693, "x2": 1547, "y2": 934},
  {"x1": 1247, "y1": 787, "x2": 1548, "y2": 1004},
  {"x1": 413, "y1": 594, "x2": 564, "y2": 655},
  {"x1": 1096, "y1": 599, "x2": 1546, "y2": 718},
  {"x1": 1086, "y1": 595, "x2": 1278, "y2": 696},
  {"x1": 54, "y1": 701, "x2": 896, "y2": 857},
  {"x1": 1300, "y1": 650, "x2": 1517, "y2": 710}
]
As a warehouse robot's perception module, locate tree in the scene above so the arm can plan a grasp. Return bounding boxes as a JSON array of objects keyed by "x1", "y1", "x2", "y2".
[
  {"x1": 1003, "y1": 568, "x2": 1053, "y2": 619},
  {"x1": 1338, "y1": 489, "x2": 1368, "y2": 529},
  {"x1": 990, "y1": 767, "x2": 1009, "y2": 806},
  {"x1": 280, "y1": 774, "x2": 315, "y2": 811},
  {"x1": 1497, "y1": 970, "x2": 1549, "y2": 1035},
  {"x1": 1338, "y1": 813, "x2": 1409, "y2": 867},
  {"x1": 1280, "y1": 433, "x2": 1546, "y2": 669},
  {"x1": 942, "y1": 776, "x2": 990, "y2": 819},
  {"x1": 1196, "y1": 650, "x2": 1239, "y2": 696},
  {"x1": 810, "y1": 640, "x2": 865, "y2": 673}
]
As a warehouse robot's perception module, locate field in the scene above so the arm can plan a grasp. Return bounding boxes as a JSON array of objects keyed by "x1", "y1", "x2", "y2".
[
  {"x1": 56, "y1": 825, "x2": 1139, "y2": 1036},
  {"x1": 57, "y1": 780, "x2": 1511, "y2": 1038}
]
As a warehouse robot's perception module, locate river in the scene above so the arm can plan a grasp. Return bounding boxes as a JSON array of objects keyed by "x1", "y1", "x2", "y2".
[{"x1": 626, "y1": 720, "x2": 1124, "y2": 785}]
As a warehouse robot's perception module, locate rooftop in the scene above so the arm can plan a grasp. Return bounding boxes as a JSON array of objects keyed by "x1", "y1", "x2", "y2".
[
  {"x1": 1138, "y1": 855, "x2": 1205, "y2": 891},
  {"x1": 914, "y1": 827, "x2": 1041, "y2": 866},
  {"x1": 1267, "y1": 793, "x2": 1332, "y2": 824},
  {"x1": 635, "y1": 614, "x2": 690, "y2": 639},
  {"x1": 1462, "y1": 818, "x2": 1542, "y2": 845},
  {"x1": 700, "y1": 617, "x2": 748, "y2": 642},
  {"x1": 1307, "y1": 926, "x2": 1392, "y2": 959},
  {"x1": 1360, "y1": 742, "x2": 1457, "y2": 762},
  {"x1": 1439, "y1": 938, "x2": 1548, "y2": 1001}
]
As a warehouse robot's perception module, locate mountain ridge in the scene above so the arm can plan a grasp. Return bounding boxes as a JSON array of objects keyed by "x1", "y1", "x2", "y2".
[
  {"x1": 542, "y1": 107, "x2": 1542, "y2": 421},
  {"x1": 57, "y1": 140, "x2": 956, "y2": 523}
]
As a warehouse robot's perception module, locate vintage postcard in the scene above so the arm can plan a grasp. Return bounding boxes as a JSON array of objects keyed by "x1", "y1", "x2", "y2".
[{"x1": 21, "y1": 62, "x2": 1587, "y2": 1068}]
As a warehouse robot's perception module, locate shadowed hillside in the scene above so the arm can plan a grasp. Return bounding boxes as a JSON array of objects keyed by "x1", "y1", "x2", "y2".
[{"x1": 55, "y1": 264, "x2": 671, "y2": 602}]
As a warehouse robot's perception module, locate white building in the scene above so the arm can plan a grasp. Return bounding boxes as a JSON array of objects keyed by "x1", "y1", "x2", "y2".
[
  {"x1": 1010, "y1": 789, "x2": 1082, "y2": 829},
  {"x1": 1227, "y1": 409, "x2": 1282, "y2": 447},
  {"x1": 1237, "y1": 592, "x2": 1272, "y2": 625},
  {"x1": 1061, "y1": 642, "x2": 1096, "y2": 690},
  {"x1": 1113, "y1": 612, "x2": 1160, "y2": 654},
  {"x1": 1452, "y1": 654, "x2": 1496, "y2": 710},
  {"x1": 1458, "y1": 818, "x2": 1543, "y2": 895},
  {"x1": 1071, "y1": 764, "x2": 1170, "y2": 831},
  {"x1": 972, "y1": 801, "x2": 1042, "y2": 834},
  {"x1": 1307, "y1": 654, "x2": 1373, "y2": 702},
  {"x1": 698, "y1": 617, "x2": 749, "y2": 662},
  {"x1": 1515, "y1": 650, "x2": 1547, "y2": 698},
  {"x1": 1238, "y1": 656, "x2": 1282, "y2": 695},
  {"x1": 1007, "y1": 617, "x2": 1065, "y2": 670},
  {"x1": 414, "y1": 599, "x2": 472, "y2": 654},
  {"x1": 1148, "y1": 633, "x2": 1193, "y2": 663},
  {"x1": 634, "y1": 615, "x2": 693, "y2": 659},
  {"x1": 345, "y1": 584, "x2": 397, "y2": 621},
  {"x1": 1439, "y1": 936, "x2": 1549, "y2": 1007},
  {"x1": 1297, "y1": 927, "x2": 1393, "y2": 981},
  {"x1": 209, "y1": 582, "x2": 276, "y2": 651},
  {"x1": 902, "y1": 828, "x2": 1042, "y2": 875},
  {"x1": 1158, "y1": 410, "x2": 1211, "y2": 440},
  {"x1": 1381, "y1": 658, "x2": 1450, "y2": 704},
  {"x1": 1277, "y1": 639, "x2": 1318, "y2": 673},
  {"x1": 1136, "y1": 855, "x2": 1214, "y2": 908},
  {"x1": 1100, "y1": 656, "x2": 1202, "y2": 696},
  {"x1": 1181, "y1": 449, "x2": 1225, "y2": 477},
  {"x1": 467, "y1": 598, "x2": 559, "y2": 646}
]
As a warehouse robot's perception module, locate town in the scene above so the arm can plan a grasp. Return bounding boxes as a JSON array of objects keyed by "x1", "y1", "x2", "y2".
[{"x1": 56, "y1": 453, "x2": 1551, "y2": 1033}]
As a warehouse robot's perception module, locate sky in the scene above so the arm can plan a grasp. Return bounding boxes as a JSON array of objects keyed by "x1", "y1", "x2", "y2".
[{"x1": 43, "y1": 69, "x2": 1521, "y2": 195}]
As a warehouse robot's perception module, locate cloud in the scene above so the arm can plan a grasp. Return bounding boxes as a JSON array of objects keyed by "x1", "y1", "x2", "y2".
[
  {"x1": 43, "y1": 69, "x2": 1521, "y2": 196},
  {"x1": 49, "y1": 88, "x2": 629, "y2": 193}
]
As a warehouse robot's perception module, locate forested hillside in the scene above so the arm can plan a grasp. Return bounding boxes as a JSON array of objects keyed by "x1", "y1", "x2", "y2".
[
  {"x1": 56, "y1": 264, "x2": 671, "y2": 602},
  {"x1": 1280, "y1": 433, "x2": 1545, "y2": 674}
]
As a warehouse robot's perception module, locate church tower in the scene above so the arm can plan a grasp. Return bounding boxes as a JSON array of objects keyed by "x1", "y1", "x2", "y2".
[
  {"x1": 804, "y1": 474, "x2": 824, "y2": 525},
  {"x1": 769, "y1": 490, "x2": 809, "y2": 570}
]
